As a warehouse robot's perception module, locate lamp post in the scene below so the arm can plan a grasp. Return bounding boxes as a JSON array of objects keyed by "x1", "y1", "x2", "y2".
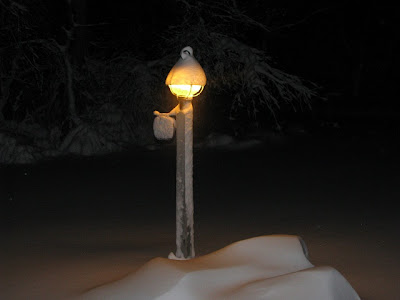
[{"x1": 154, "y1": 46, "x2": 206, "y2": 260}]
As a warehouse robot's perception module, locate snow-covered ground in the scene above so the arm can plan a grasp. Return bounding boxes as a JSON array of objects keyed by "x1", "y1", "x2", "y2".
[
  {"x1": 1, "y1": 129, "x2": 400, "y2": 299},
  {"x1": 75, "y1": 235, "x2": 359, "y2": 300}
]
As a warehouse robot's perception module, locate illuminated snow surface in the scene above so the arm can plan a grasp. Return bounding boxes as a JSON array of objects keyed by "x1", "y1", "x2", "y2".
[
  {"x1": 2, "y1": 131, "x2": 400, "y2": 299},
  {"x1": 75, "y1": 235, "x2": 360, "y2": 300}
]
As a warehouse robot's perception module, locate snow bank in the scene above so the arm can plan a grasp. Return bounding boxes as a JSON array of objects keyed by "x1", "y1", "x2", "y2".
[{"x1": 75, "y1": 235, "x2": 360, "y2": 300}]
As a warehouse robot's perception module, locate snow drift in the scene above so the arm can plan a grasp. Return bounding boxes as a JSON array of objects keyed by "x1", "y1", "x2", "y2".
[{"x1": 76, "y1": 235, "x2": 360, "y2": 300}]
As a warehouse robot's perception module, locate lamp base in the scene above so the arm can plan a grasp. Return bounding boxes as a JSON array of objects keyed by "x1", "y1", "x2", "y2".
[{"x1": 168, "y1": 252, "x2": 191, "y2": 260}]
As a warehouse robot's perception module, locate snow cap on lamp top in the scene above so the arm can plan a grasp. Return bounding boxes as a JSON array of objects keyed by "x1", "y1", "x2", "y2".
[{"x1": 165, "y1": 46, "x2": 207, "y2": 89}]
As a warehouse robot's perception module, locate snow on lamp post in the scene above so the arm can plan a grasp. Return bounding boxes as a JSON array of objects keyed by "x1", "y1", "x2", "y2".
[{"x1": 153, "y1": 46, "x2": 206, "y2": 260}]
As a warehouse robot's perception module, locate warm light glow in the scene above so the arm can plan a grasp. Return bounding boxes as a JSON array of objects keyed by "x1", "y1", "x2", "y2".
[
  {"x1": 165, "y1": 46, "x2": 206, "y2": 100},
  {"x1": 168, "y1": 85, "x2": 203, "y2": 98}
]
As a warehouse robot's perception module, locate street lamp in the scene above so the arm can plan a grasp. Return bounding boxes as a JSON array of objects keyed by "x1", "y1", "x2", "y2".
[
  {"x1": 165, "y1": 46, "x2": 206, "y2": 99},
  {"x1": 154, "y1": 46, "x2": 206, "y2": 259}
]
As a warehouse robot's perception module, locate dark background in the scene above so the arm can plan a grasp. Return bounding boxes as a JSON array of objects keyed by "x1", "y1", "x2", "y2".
[
  {"x1": 1, "y1": 0, "x2": 399, "y2": 225},
  {"x1": 1, "y1": 0, "x2": 399, "y2": 219},
  {"x1": 1, "y1": 3, "x2": 400, "y2": 299},
  {"x1": 2, "y1": 2, "x2": 399, "y2": 133},
  {"x1": 1, "y1": 1, "x2": 399, "y2": 215}
]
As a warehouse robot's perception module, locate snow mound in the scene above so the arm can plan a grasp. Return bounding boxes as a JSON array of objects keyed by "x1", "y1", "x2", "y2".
[{"x1": 76, "y1": 235, "x2": 360, "y2": 300}]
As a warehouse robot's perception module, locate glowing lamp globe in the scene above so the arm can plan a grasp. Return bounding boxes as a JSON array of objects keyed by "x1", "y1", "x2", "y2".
[{"x1": 165, "y1": 46, "x2": 206, "y2": 99}]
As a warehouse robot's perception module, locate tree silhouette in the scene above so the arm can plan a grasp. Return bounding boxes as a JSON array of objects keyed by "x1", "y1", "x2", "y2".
[{"x1": 0, "y1": 0, "x2": 317, "y2": 163}]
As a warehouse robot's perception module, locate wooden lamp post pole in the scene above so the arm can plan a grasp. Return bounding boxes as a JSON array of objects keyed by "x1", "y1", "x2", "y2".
[
  {"x1": 154, "y1": 46, "x2": 206, "y2": 260},
  {"x1": 175, "y1": 98, "x2": 194, "y2": 259}
]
